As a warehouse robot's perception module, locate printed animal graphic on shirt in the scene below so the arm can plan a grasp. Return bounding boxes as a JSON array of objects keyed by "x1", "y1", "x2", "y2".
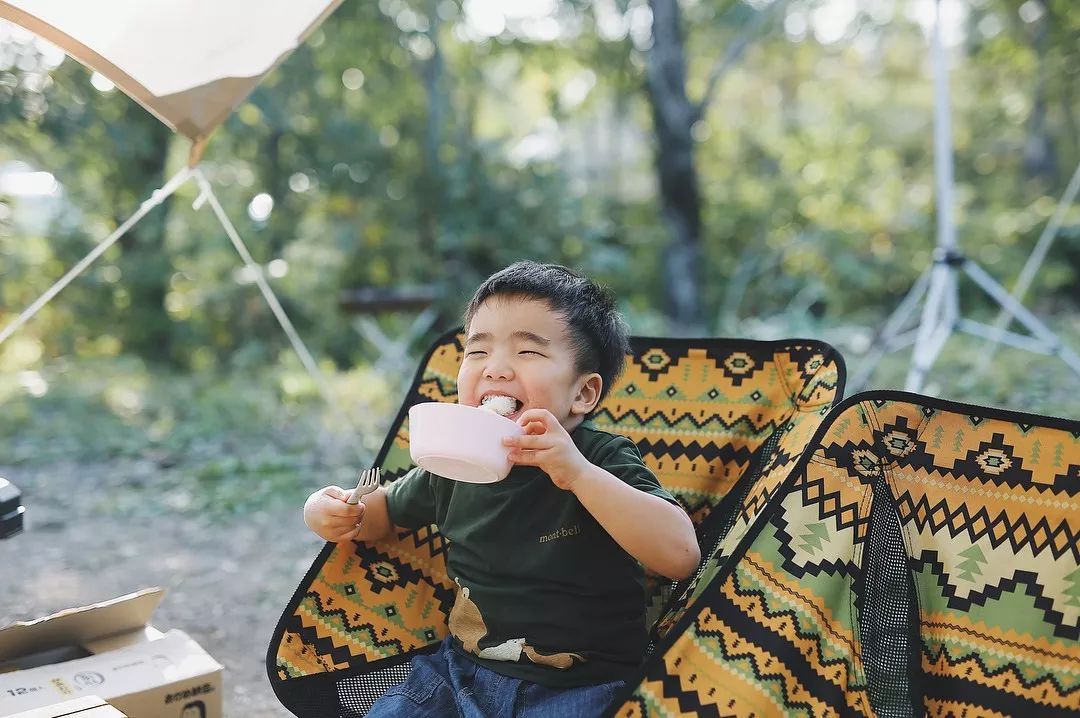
[{"x1": 448, "y1": 578, "x2": 584, "y2": 669}]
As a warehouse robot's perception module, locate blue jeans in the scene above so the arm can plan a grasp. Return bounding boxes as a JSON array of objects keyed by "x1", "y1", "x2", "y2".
[{"x1": 365, "y1": 638, "x2": 625, "y2": 717}]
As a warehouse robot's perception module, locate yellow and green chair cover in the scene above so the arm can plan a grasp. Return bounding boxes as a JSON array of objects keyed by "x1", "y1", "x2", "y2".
[
  {"x1": 614, "y1": 391, "x2": 1079, "y2": 717},
  {"x1": 267, "y1": 329, "x2": 844, "y2": 717}
]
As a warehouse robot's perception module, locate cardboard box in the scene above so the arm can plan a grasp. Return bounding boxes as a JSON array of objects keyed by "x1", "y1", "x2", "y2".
[
  {"x1": 8, "y1": 695, "x2": 127, "y2": 717},
  {"x1": 0, "y1": 589, "x2": 222, "y2": 718}
]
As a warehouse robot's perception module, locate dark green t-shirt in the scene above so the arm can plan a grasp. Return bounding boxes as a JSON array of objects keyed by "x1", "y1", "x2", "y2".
[{"x1": 385, "y1": 422, "x2": 675, "y2": 687}]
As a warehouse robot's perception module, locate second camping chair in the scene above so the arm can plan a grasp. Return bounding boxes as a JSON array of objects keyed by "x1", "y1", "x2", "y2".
[
  {"x1": 612, "y1": 391, "x2": 1079, "y2": 717},
  {"x1": 267, "y1": 329, "x2": 845, "y2": 717}
]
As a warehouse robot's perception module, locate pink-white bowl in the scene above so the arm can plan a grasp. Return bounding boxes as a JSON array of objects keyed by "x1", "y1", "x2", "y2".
[{"x1": 408, "y1": 402, "x2": 523, "y2": 483}]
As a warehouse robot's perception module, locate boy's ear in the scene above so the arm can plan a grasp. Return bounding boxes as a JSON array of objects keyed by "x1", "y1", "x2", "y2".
[{"x1": 571, "y1": 373, "x2": 603, "y2": 416}]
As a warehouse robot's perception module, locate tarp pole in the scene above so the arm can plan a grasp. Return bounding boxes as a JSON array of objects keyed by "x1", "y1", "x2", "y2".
[{"x1": 904, "y1": 0, "x2": 957, "y2": 392}]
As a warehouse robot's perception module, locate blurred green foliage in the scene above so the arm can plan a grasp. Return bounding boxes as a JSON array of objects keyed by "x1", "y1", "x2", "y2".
[{"x1": 0, "y1": 0, "x2": 1078, "y2": 394}]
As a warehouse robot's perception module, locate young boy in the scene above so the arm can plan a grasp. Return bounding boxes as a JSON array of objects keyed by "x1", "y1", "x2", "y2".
[{"x1": 303, "y1": 261, "x2": 700, "y2": 716}]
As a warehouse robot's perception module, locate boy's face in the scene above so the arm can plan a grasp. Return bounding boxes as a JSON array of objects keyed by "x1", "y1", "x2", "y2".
[{"x1": 459, "y1": 296, "x2": 602, "y2": 431}]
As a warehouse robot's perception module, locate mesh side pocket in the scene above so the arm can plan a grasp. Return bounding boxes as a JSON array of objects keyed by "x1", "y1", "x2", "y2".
[
  {"x1": 859, "y1": 479, "x2": 921, "y2": 718},
  {"x1": 336, "y1": 660, "x2": 414, "y2": 717},
  {"x1": 273, "y1": 672, "x2": 351, "y2": 718}
]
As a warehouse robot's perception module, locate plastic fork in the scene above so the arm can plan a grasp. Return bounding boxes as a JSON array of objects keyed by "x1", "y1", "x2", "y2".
[{"x1": 346, "y1": 467, "x2": 381, "y2": 505}]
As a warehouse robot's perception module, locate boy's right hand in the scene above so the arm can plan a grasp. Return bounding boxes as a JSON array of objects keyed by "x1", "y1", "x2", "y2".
[{"x1": 303, "y1": 486, "x2": 366, "y2": 542}]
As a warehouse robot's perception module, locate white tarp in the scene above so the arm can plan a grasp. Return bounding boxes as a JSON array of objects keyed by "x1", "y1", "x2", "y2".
[
  {"x1": 0, "y1": 0, "x2": 343, "y2": 149},
  {"x1": 0, "y1": 0, "x2": 364, "y2": 431}
]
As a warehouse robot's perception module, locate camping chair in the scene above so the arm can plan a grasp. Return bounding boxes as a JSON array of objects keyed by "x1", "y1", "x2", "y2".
[
  {"x1": 267, "y1": 329, "x2": 844, "y2": 717},
  {"x1": 613, "y1": 390, "x2": 1079, "y2": 717}
]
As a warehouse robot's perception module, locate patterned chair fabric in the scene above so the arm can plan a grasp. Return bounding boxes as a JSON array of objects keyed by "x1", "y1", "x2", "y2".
[
  {"x1": 612, "y1": 391, "x2": 1079, "y2": 718},
  {"x1": 267, "y1": 330, "x2": 844, "y2": 717}
]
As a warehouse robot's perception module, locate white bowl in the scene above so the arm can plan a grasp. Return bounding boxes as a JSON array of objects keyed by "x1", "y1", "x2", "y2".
[{"x1": 408, "y1": 402, "x2": 523, "y2": 483}]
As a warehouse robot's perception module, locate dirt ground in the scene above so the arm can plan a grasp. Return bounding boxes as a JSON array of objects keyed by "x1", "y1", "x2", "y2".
[{"x1": 0, "y1": 460, "x2": 326, "y2": 718}]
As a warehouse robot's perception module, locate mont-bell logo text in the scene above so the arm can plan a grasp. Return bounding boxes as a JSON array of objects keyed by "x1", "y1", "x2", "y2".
[{"x1": 539, "y1": 524, "x2": 580, "y2": 543}]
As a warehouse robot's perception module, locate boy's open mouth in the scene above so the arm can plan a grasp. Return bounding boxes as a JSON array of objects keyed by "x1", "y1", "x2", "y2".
[{"x1": 479, "y1": 393, "x2": 522, "y2": 420}]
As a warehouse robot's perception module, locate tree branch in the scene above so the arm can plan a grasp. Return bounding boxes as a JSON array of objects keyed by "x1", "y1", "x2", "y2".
[{"x1": 694, "y1": 1, "x2": 780, "y2": 123}]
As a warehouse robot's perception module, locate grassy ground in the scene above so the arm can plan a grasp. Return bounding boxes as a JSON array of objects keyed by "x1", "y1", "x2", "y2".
[
  {"x1": 847, "y1": 322, "x2": 1080, "y2": 419},
  {"x1": 0, "y1": 358, "x2": 402, "y2": 717},
  {"x1": 4, "y1": 318, "x2": 1077, "y2": 511},
  {"x1": 0, "y1": 356, "x2": 402, "y2": 515}
]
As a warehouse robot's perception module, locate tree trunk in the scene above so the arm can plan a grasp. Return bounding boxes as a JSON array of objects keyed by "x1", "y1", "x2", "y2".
[
  {"x1": 645, "y1": 0, "x2": 703, "y2": 331},
  {"x1": 1023, "y1": 0, "x2": 1057, "y2": 184},
  {"x1": 114, "y1": 106, "x2": 174, "y2": 361},
  {"x1": 419, "y1": 0, "x2": 448, "y2": 269}
]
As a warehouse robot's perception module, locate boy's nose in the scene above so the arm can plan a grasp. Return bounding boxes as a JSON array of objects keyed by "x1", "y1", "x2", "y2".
[{"x1": 483, "y1": 358, "x2": 513, "y2": 380}]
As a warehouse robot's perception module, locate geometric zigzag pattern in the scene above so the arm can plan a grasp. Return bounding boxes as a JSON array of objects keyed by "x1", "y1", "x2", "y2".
[
  {"x1": 612, "y1": 391, "x2": 1080, "y2": 717},
  {"x1": 268, "y1": 330, "x2": 844, "y2": 717}
]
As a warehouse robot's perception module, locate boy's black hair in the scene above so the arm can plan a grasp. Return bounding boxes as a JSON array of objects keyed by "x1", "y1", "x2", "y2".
[{"x1": 463, "y1": 261, "x2": 630, "y2": 405}]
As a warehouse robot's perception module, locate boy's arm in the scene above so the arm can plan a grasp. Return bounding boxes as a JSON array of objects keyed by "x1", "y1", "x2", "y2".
[
  {"x1": 571, "y1": 464, "x2": 700, "y2": 581},
  {"x1": 504, "y1": 409, "x2": 700, "y2": 581},
  {"x1": 303, "y1": 485, "x2": 394, "y2": 543}
]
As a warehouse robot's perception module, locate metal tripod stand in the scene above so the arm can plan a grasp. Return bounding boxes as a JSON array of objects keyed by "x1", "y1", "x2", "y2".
[{"x1": 850, "y1": 0, "x2": 1080, "y2": 392}]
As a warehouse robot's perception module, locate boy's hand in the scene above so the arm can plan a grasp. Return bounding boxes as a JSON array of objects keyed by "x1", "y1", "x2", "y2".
[
  {"x1": 303, "y1": 485, "x2": 366, "y2": 542},
  {"x1": 503, "y1": 409, "x2": 589, "y2": 491}
]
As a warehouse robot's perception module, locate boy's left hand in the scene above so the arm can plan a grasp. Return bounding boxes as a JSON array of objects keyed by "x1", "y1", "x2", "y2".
[{"x1": 503, "y1": 409, "x2": 589, "y2": 491}]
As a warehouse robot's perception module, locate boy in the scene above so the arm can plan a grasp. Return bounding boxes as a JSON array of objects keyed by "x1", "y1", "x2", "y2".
[{"x1": 304, "y1": 261, "x2": 700, "y2": 716}]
